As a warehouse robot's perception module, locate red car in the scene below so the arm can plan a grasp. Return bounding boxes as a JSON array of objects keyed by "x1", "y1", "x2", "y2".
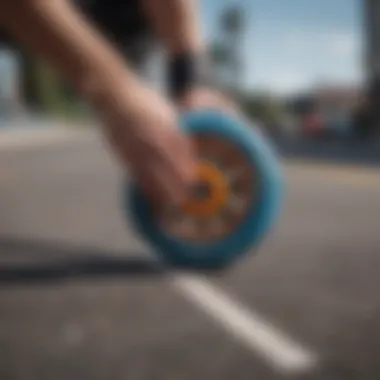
[{"x1": 300, "y1": 113, "x2": 325, "y2": 138}]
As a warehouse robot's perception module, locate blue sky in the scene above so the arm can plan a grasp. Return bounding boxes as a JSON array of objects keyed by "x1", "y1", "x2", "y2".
[
  {"x1": 0, "y1": 0, "x2": 364, "y2": 97},
  {"x1": 201, "y1": 0, "x2": 364, "y2": 94}
]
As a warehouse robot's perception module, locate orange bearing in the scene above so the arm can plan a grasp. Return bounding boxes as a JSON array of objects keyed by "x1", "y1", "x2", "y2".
[{"x1": 181, "y1": 162, "x2": 230, "y2": 218}]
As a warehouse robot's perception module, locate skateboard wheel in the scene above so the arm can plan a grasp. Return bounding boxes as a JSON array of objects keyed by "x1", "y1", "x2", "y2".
[{"x1": 123, "y1": 110, "x2": 284, "y2": 269}]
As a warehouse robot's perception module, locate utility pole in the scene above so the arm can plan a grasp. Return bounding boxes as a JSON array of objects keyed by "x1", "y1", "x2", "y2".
[{"x1": 364, "y1": 0, "x2": 380, "y2": 136}]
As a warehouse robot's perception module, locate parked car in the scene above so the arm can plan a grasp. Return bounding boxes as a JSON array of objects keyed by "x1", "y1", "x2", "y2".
[{"x1": 300, "y1": 112, "x2": 326, "y2": 139}]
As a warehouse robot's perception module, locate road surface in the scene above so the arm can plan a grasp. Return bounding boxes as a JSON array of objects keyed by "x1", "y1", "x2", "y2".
[{"x1": 0, "y1": 127, "x2": 379, "y2": 380}]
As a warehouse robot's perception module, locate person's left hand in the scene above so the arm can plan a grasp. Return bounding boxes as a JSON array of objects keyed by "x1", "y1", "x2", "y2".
[{"x1": 176, "y1": 86, "x2": 239, "y2": 115}]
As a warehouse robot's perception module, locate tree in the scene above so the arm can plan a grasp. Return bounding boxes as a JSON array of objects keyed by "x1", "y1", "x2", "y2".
[
  {"x1": 210, "y1": 5, "x2": 245, "y2": 92},
  {"x1": 221, "y1": 6, "x2": 244, "y2": 90}
]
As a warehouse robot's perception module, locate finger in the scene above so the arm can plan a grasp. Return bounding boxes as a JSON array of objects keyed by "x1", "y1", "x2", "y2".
[
  {"x1": 178, "y1": 91, "x2": 212, "y2": 111},
  {"x1": 135, "y1": 165, "x2": 166, "y2": 205},
  {"x1": 153, "y1": 165, "x2": 188, "y2": 206},
  {"x1": 179, "y1": 92, "x2": 239, "y2": 115},
  {"x1": 171, "y1": 134, "x2": 197, "y2": 186},
  {"x1": 157, "y1": 141, "x2": 196, "y2": 205}
]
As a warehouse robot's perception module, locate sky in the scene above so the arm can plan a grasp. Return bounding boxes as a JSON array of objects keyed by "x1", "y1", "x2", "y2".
[
  {"x1": 0, "y1": 0, "x2": 365, "y2": 97},
  {"x1": 201, "y1": 0, "x2": 364, "y2": 95}
]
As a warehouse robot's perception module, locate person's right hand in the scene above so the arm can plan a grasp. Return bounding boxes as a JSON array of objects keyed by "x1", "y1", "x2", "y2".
[{"x1": 98, "y1": 78, "x2": 197, "y2": 205}]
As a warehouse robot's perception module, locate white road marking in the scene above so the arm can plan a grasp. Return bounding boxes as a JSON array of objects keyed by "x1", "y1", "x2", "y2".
[
  {"x1": 172, "y1": 274, "x2": 318, "y2": 375},
  {"x1": 2, "y1": 124, "x2": 321, "y2": 376}
]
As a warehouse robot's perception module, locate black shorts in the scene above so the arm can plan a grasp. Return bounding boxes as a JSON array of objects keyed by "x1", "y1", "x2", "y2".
[
  {"x1": 76, "y1": 0, "x2": 155, "y2": 68},
  {"x1": 0, "y1": 0, "x2": 155, "y2": 69}
]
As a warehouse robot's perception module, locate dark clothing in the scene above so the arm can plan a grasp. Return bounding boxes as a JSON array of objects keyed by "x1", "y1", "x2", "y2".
[
  {"x1": 0, "y1": 0, "x2": 153, "y2": 66},
  {"x1": 77, "y1": 0, "x2": 151, "y2": 44},
  {"x1": 76, "y1": 0, "x2": 154, "y2": 67}
]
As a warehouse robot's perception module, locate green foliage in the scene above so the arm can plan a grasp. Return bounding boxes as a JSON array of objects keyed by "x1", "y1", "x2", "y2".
[
  {"x1": 35, "y1": 60, "x2": 63, "y2": 114},
  {"x1": 211, "y1": 6, "x2": 246, "y2": 92},
  {"x1": 15, "y1": 49, "x2": 87, "y2": 121},
  {"x1": 210, "y1": 42, "x2": 230, "y2": 67},
  {"x1": 240, "y1": 93, "x2": 287, "y2": 128},
  {"x1": 221, "y1": 7, "x2": 245, "y2": 36},
  {"x1": 33, "y1": 59, "x2": 87, "y2": 120},
  {"x1": 211, "y1": 5, "x2": 288, "y2": 130}
]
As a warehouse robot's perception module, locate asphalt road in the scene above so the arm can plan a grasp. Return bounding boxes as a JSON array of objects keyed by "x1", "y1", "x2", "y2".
[{"x1": 0, "y1": 128, "x2": 380, "y2": 380}]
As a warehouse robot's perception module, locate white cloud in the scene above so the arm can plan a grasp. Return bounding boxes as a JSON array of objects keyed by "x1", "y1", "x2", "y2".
[
  {"x1": 250, "y1": 69, "x2": 312, "y2": 96},
  {"x1": 323, "y1": 32, "x2": 360, "y2": 57},
  {"x1": 282, "y1": 29, "x2": 360, "y2": 58},
  {"x1": 243, "y1": 24, "x2": 362, "y2": 93},
  {"x1": 273, "y1": 73, "x2": 310, "y2": 94}
]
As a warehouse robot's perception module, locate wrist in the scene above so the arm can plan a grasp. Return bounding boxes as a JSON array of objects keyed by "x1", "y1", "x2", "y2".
[{"x1": 166, "y1": 50, "x2": 217, "y2": 100}]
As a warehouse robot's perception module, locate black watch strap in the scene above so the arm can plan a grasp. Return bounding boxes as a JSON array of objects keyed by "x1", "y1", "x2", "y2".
[{"x1": 166, "y1": 52, "x2": 216, "y2": 99}]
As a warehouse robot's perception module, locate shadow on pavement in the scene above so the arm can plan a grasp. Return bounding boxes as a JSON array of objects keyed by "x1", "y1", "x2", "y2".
[
  {"x1": 0, "y1": 237, "x2": 224, "y2": 286},
  {"x1": 0, "y1": 237, "x2": 168, "y2": 285}
]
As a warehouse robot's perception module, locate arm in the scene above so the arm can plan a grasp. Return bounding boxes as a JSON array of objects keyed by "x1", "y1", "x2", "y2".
[
  {"x1": 141, "y1": 0, "x2": 205, "y2": 55},
  {"x1": 0, "y1": 0, "x2": 142, "y2": 111},
  {"x1": 141, "y1": 0, "x2": 213, "y2": 98},
  {"x1": 0, "y1": 0, "x2": 196, "y2": 204}
]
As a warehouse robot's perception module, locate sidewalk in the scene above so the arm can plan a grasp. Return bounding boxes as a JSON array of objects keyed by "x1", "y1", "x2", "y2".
[{"x1": 0, "y1": 116, "x2": 96, "y2": 151}]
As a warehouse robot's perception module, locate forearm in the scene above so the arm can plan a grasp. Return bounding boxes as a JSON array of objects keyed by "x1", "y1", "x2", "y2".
[
  {"x1": 141, "y1": 0, "x2": 214, "y2": 98},
  {"x1": 0, "y1": 0, "x2": 140, "y2": 109},
  {"x1": 141, "y1": 0, "x2": 205, "y2": 55}
]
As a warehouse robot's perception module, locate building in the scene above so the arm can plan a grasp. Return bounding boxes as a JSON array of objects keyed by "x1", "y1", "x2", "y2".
[{"x1": 0, "y1": 47, "x2": 22, "y2": 122}]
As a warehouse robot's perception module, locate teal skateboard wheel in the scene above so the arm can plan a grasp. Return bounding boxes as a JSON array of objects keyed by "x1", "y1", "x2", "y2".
[{"x1": 123, "y1": 110, "x2": 284, "y2": 269}]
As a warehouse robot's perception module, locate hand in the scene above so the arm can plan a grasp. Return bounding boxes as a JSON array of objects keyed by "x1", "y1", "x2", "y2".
[
  {"x1": 99, "y1": 79, "x2": 196, "y2": 205},
  {"x1": 177, "y1": 86, "x2": 239, "y2": 115}
]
